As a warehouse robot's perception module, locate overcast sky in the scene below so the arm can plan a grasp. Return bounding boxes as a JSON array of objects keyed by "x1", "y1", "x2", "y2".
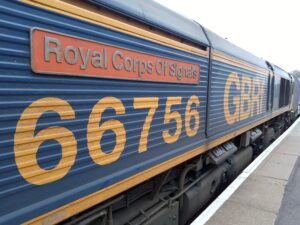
[{"x1": 155, "y1": 0, "x2": 299, "y2": 72}]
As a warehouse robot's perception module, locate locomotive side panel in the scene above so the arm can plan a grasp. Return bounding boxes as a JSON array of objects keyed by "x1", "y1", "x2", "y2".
[
  {"x1": 0, "y1": 1, "x2": 209, "y2": 224},
  {"x1": 207, "y1": 51, "x2": 269, "y2": 138},
  {"x1": 271, "y1": 65, "x2": 292, "y2": 111},
  {"x1": 272, "y1": 74, "x2": 281, "y2": 110},
  {"x1": 204, "y1": 28, "x2": 274, "y2": 139}
]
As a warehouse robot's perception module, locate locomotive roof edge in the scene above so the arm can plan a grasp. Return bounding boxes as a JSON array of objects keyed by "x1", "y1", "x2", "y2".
[
  {"x1": 86, "y1": 0, "x2": 210, "y2": 47},
  {"x1": 270, "y1": 63, "x2": 291, "y2": 80},
  {"x1": 87, "y1": 0, "x2": 275, "y2": 71},
  {"x1": 24, "y1": 0, "x2": 289, "y2": 75}
]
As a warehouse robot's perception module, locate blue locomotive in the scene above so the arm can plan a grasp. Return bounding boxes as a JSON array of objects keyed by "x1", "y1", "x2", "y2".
[{"x1": 0, "y1": 0, "x2": 299, "y2": 225}]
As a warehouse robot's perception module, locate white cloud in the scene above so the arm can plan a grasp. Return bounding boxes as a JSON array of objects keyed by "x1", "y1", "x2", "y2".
[{"x1": 155, "y1": 0, "x2": 300, "y2": 71}]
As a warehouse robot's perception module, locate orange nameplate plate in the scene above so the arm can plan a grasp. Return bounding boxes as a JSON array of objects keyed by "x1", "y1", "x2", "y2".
[{"x1": 31, "y1": 28, "x2": 200, "y2": 84}]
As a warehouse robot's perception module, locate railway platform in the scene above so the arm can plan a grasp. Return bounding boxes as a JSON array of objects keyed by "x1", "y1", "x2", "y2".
[{"x1": 192, "y1": 117, "x2": 300, "y2": 225}]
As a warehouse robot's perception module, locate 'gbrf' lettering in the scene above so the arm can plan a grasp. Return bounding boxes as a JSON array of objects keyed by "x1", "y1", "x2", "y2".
[{"x1": 224, "y1": 72, "x2": 265, "y2": 125}]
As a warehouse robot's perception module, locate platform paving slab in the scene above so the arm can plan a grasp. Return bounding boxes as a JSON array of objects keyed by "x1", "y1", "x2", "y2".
[
  {"x1": 275, "y1": 158, "x2": 300, "y2": 225},
  {"x1": 205, "y1": 200, "x2": 277, "y2": 225},
  {"x1": 205, "y1": 120, "x2": 300, "y2": 225},
  {"x1": 228, "y1": 175, "x2": 286, "y2": 213},
  {"x1": 275, "y1": 137, "x2": 300, "y2": 156},
  {"x1": 254, "y1": 152, "x2": 297, "y2": 181}
]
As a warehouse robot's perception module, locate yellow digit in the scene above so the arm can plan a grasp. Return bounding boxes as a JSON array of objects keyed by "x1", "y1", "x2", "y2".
[
  {"x1": 185, "y1": 95, "x2": 200, "y2": 137},
  {"x1": 133, "y1": 97, "x2": 159, "y2": 153},
  {"x1": 163, "y1": 97, "x2": 182, "y2": 144},
  {"x1": 87, "y1": 97, "x2": 126, "y2": 165},
  {"x1": 14, "y1": 97, "x2": 77, "y2": 185}
]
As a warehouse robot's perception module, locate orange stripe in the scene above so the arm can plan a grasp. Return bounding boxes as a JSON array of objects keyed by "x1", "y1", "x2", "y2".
[
  {"x1": 213, "y1": 50, "x2": 269, "y2": 75},
  {"x1": 23, "y1": 106, "x2": 289, "y2": 225},
  {"x1": 20, "y1": 0, "x2": 208, "y2": 58}
]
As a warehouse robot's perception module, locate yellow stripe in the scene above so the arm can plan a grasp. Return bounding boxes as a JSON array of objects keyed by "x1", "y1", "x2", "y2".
[
  {"x1": 23, "y1": 106, "x2": 289, "y2": 225},
  {"x1": 213, "y1": 50, "x2": 269, "y2": 75},
  {"x1": 20, "y1": 0, "x2": 208, "y2": 58}
]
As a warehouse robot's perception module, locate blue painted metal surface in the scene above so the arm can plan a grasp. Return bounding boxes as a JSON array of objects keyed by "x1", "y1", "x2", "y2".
[
  {"x1": 207, "y1": 60, "x2": 269, "y2": 137},
  {"x1": 273, "y1": 74, "x2": 281, "y2": 110},
  {"x1": 0, "y1": 1, "x2": 208, "y2": 224}
]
